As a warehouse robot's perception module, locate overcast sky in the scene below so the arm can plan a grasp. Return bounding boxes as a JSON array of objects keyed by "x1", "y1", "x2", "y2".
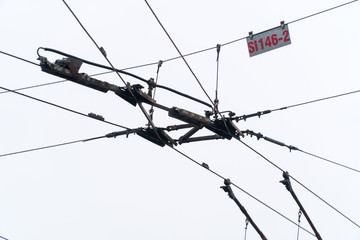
[{"x1": 1, "y1": 0, "x2": 359, "y2": 239}]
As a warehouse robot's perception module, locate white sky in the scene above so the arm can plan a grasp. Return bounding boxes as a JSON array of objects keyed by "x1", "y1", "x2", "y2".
[{"x1": 1, "y1": 0, "x2": 359, "y2": 239}]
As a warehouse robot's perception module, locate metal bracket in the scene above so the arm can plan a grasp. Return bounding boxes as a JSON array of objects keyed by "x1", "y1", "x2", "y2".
[{"x1": 281, "y1": 21, "x2": 285, "y2": 29}]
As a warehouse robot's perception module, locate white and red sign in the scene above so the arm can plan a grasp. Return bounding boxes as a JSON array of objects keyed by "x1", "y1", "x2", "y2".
[{"x1": 247, "y1": 24, "x2": 291, "y2": 57}]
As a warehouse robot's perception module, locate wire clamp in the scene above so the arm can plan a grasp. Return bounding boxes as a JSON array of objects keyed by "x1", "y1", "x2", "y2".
[
  {"x1": 99, "y1": 47, "x2": 107, "y2": 57},
  {"x1": 280, "y1": 171, "x2": 293, "y2": 192},
  {"x1": 220, "y1": 178, "x2": 235, "y2": 200},
  {"x1": 249, "y1": 31, "x2": 254, "y2": 40},
  {"x1": 280, "y1": 21, "x2": 285, "y2": 29},
  {"x1": 201, "y1": 162, "x2": 210, "y2": 169},
  {"x1": 216, "y1": 44, "x2": 221, "y2": 61},
  {"x1": 157, "y1": 60, "x2": 163, "y2": 73}
]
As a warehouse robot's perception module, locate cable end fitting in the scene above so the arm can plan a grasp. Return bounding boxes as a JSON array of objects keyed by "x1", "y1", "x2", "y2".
[
  {"x1": 201, "y1": 162, "x2": 209, "y2": 169},
  {"x1": 100, "y1": 47, "x2": 107, "y2": 57},
  {"x1": 288, "y1": 145, "x2": 299, "y2": 152},
  {"x1": 280, "y1": 171, "x2": 292, "y2": 192}
]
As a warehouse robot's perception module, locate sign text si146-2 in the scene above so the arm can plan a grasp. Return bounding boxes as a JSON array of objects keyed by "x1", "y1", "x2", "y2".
[{"x1": 247, "y1": 24, "x2": 291, "y2": 57}]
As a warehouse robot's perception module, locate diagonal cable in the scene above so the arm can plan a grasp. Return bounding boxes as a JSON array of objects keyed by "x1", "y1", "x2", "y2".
[
  {"x1": 0, "y1": 86, "x2": 129, "y2": 130},
  {"x1": 236, "y1": 137, "x2": 360, "y2": 229},
  {"x1": 144, "y1": 0, "x2": 214, "y2": 108},
  {"x1": 0, "y1": 50, "x2": 39, "y2": 66}
]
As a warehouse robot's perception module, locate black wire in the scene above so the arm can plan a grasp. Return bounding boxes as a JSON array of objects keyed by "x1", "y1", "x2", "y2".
[
  {"x1": 0, "y1": 80, "x2": 67, "y2": 95},
  {"x1": 169, "y1": 146, "x2": 316, "y2": 237},
  {"x1": 0, "y1": 129, "x2": 137, "y2": 158},
  {"x1": 144, "y1": 0, "x2": 234, "y2": 142},
  {"x1": 39, "y1": 47, "x2": 212, "y2": 108},
  {"x1": 0, "y1": 139, "x2": 85, "y2": 158},
  {"x1": 235, "y1": 89, "x2": 360, "y2": 122},
  {"x1": 61, "y1": 0, "x2": 169, "y2": 149},
  {"x1": 0, "y1": 86, "x2": 129, "y2": 130},
  {"x1": 0, "y1": 50, "x2": 39, "y2": 66},
  {"x1": 242, "y1": 129, "x2": 360, "y2": 174},
  {"x1": 0, "y1": 124, "x2": 315, "y2": 236},
  {"x1": 46, "y1": 0, "x2": 360, "y2": 233},
  {"x1": 272, "y1": 90, "x2": 360, "y2": 112},
  {"x1": 39, "y1": 47, "x2": 149, "y2": 84},
  {"x1": 287, "y1": 0, "x2": 359, "y2": 25},
  {"x1": 90, "y1": 0, "x2": 358, "y2": 74},
  {"x1": 290, "y1": 176, "x2": 360, "y2": 229},
  {"x1": 57, "y1": 3, "x2": 312, "y2": 233},
  {"x1": 298, "y1": 149, "x2": 360, "y2": 173},
  {"x1": 144, "y1": 0, "x2": 215, "y2": 109},
  {"x1": 236, "y1": 137, "x2": 360, "y2": 229},
  {"x1": 0, "y1": 235, "x2": 9, "y2": 240}
]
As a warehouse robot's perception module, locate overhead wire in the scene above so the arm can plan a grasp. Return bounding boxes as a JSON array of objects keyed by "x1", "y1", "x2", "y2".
[
  {"x1": 89, "y1": 0, "x2": 359, "y2": 75},
  {"x1": 0, "y1": 127, "x2": 315, "y2": 237},
  {"x1": 298, "y1": 149, "x2": 360, "y2": 173},
  {"x1": 144, "y1": 0, "x2": 235, "y2": 142},
  {"x1": 60, "y1": 0, "x2": 168, "y2": 151},
  {"x1": 0, "y1": 80, "x2": 67, "y2": 95},
  {"x1": 160, "y1": 146, "x2": 317, "y2": 237},
  {"x1": 236, "y1": 137, "x2": 360, "y2": 229},
  {"x1": 242, "y1": 129, "x2": 360, "y2": 174},
  {"x1": 0, "y1": 50, "x2": 39, "y2": 66},
  {"x1": 234, "y1": 89, "x2": 360, "y2": 121},
  {"x1": 0, "y1": 48, "x2": 211, "y2": 109},
  {"x1": 143, "y1": 0, "x2": 360, "y2": 230},
  {"x1": 0, "y1": 235, "x2": 8, "y2": 240},
  {"x1": 287, "y1": 0, "x2": 359, "y2": 25},
  {"x1": 0, "y1": 85, "x2": 129, "y2": 130},
  {"x1": 0, "y1": 129, "x2": 138, "y2": 158},
  {"x1": 1, "y1": 139, "x2": 86, "y2": 158},
  {"x1": 3, "y1": 0, "x2": 359, "y2": 100},
  {"x1": 272, "y1": 90, "x2": 360, "y2": 112},
  {"x1": 3, "y1": 3, "x2": 316, "y2": 232},
  {"x1": 144, "y1": 0, "x2": 215, "y2": 109},
  {"x1": 2, "y1": 0, "x2": 357, "y2": 235}
]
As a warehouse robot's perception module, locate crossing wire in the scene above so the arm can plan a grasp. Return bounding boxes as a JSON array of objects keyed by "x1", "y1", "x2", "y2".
[
  {"x1": 90, "y1": 0, "x2": 359, "y2": 74},
  {"x1": 67, "y1": 0, "x2": 360, "y2": 230},
  {"x1": 144, "y1": 0, "x2": 215, "y2": 109},
  {"x1": 236, "y1": 137, "x2": 360, "y2": 229},
  {"x1": 0, "y1": 131, "x2": 316, "y2": 237},
  {"x1": 2, "y1": 1, "x2": 358, "y2": 235},
  {"x1": 142, "y1": 2, "x2": 360, "y2": 229},
  {"x1": 144, "y1": 0, "x2": 234, "y2": 142}
]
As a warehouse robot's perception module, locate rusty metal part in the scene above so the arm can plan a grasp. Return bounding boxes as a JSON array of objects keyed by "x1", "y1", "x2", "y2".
[{"x1": 39, "y1": 56, "x2": 118, "y2": 93}]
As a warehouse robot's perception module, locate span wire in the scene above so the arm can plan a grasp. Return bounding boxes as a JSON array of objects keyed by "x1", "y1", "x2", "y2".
[
  {"x1": 234, "y1": 89, "x2": 360, "y2": 121},
  {"x1": 242, "y1": 129, "x2": 360, "y2": 174},
  {"x1": 0, "y1": 129, "x2": 137, "y2": 158},
  {"x1": 90, "y1": 0, "x2": 359, "y2": 74},
  {"x1": 0, "y1": 86, "x2": 129, "y2": 130},
  {"x1": 0, "y1": 50, "x2": 39, "y2": 66}
]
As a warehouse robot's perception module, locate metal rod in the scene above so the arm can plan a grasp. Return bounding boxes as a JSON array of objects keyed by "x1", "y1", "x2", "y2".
[
  {"x1": 221, "y1": 179, "x2": 268, "y2": 240},
  {"x1": 280, "y1": 172, "x2": 323, "y2": 240}
]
